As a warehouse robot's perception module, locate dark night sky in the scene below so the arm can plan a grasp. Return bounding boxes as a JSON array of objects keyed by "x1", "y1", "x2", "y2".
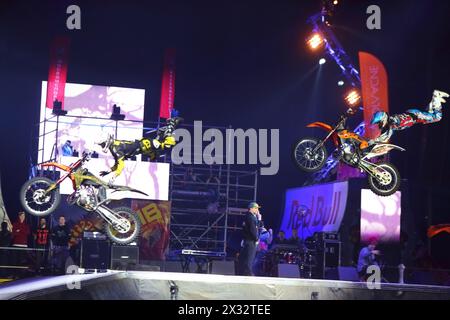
[{"x1": 1, "y1": 0, "x2": 450, "y2": 248}]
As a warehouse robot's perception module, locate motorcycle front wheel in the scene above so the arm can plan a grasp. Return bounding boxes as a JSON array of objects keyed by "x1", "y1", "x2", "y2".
[
  {"x1": 104, "y1": 207, "x2": 141, "y2": 245},
  {"x1": 20, "y1": 177, "x2": 61, "y2": 216},
  {"x1": 367, "y1": 162, "x2": 401, "y2": 197},
  {"x1": 292, "y1": 137, "x2": 328, "y2": 173}
]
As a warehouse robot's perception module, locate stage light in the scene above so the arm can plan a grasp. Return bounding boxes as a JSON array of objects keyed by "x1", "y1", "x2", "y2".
[
  {"x1": 345, "y1": 89, "x2": 361, "y2": 107},
  {"x1": 110, "y1": 104, "x2": 125, "y2": 121},
  {"x1": 307, "y1": 33, "x2": 324, "y2": 51},
  {"x1": 333, "y1": 0, "x2": 339, "y2": 5},
  {"x1": 52, "y1": 100, "x2": 67, "y2": 116},
  {"x1": 338, "y1": 80, "x2": 344, "y2": 87},
  {"x1": 319, "y1": 58, "x2": 327, "y2": 65}
]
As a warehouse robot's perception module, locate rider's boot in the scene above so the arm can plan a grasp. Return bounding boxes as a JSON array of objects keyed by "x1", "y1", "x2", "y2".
[{"x1": 428, "y1": 90, "x2": 449, "y2": 113}]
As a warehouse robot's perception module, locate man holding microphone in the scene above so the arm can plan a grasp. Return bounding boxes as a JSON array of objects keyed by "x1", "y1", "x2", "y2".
[{"x1": 238, "y1": 202, "x2": 263, "y2": 276}]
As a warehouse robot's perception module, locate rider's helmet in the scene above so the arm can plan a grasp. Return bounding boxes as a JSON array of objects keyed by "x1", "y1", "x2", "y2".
[
  {"x1": 96, "y1": 132, "x2": 114, "y2": 153},
  {"x1": 370, "y1": 111, "x2": 389, "y2": 129}
]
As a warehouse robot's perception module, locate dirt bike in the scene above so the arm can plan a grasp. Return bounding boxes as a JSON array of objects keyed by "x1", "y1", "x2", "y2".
[
  {"x1": 292, "y1": 114, "x2": 405, "y2": 197},
  {"x1": 20, "y1": 151, "x2": 147, "y2": 244}
]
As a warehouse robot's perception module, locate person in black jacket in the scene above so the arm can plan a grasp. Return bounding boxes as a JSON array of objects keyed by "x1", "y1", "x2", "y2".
[
  {"x1": 51, "y1": 216, "x2": 71, "y2": 274},
  {"x1": 237, "y1": 202, "x2": 263, "y2": 276},
  {"x1": 0, "y1": 221, "x2": 12, "y2": 277}
]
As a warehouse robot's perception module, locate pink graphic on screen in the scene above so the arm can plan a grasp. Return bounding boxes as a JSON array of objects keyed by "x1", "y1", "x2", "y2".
[{"x1": 360, "y1": 189, "x2": 401, "y2": 243}]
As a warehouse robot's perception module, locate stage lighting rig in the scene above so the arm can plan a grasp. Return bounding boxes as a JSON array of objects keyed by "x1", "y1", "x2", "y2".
[
  {"x1": 307, "y1": 33, "x2": 324, "y2": 51},
  {"x1": 319, "y1": 58, "x2": 327, "y2": 65},
  {"x1": 322, "y1": 0, "x2": 339, "y2": 17},
  {"x1": 110, "y1": 104, "x2": 125, "y2": 121},
  {"x1": 52, "y1": 100, "x2": 68, "y2": 116},
  {"x1": 344, "y1": 89, "x2": 361, "y2": 107}
]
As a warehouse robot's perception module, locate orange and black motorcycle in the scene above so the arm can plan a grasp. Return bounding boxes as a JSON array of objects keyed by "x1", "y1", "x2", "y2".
[
  {"x1": 20, "y1": 151, "x2": 147, "y2": 244},
  {"x1": 292, "y1": 114, "x2": 405, "y2": 197}
]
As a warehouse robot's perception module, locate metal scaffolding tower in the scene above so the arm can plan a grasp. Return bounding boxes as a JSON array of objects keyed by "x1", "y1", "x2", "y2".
[{"x1": 165, "y1": 123, "x2": 258, "y2": 256}]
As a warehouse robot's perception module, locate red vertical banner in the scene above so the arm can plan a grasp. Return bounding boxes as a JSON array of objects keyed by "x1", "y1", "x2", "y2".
[
  {"x1": 46, "y1": 36, "x2": 70, "y2": 109},
  {"x1": 159, "y1": 48, "x2": 176, "y2": 119},
  {"x1": 359, "y1": 52, "x2": 389, "y2": 140}
]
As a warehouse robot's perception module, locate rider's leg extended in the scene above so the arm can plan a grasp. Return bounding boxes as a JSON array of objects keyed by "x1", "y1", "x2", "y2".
[{"x1": 406, "y1": 90, "x2": 449, "y2": 125}]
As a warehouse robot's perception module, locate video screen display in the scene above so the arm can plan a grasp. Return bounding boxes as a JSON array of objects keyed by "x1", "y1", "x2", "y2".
[
  {"x1": 360, "y1": 189, "x2": 401, "y2": 243},
  {"x1": 38, "y1": 81, "x2": 170, "y2": 201},
  {"x1": 38, "y1": 81, "x2": 146, "y2": 163}
]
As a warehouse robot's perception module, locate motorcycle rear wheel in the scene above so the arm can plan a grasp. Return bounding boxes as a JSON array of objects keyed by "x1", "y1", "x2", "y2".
[
  {"x1": 104, "y1": 207, "x2": 141, "y2": 245},
  {"x1": 20, "y1": 177, "x2": 61, "y2": 216},
  {"x1": 292, "y1": 137, "x2": 328, "y2": 173},
  {"x1": 367, "y1": 162, "x2": 401, "y2": 197}
]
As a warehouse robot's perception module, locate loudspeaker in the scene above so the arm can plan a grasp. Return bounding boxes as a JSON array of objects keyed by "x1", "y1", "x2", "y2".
[
  {"x1": 324, "y1": 241, "x2": 341, "y2": 268},
  {"x1": 314, "y1": 240, "x2": 342, "y2": 279},
  {"x1": 111, "y1": 245, "x2": 139, "y2": 270},
  {"x1": 277, "y1": 264, "x2": 300, "y2": 278},
  {"x1": 81, "y1": 239, "x2": 110, "y2": 270},
  {"x1": 211, "y1": 260, "x2": 235, "y2": 275}
]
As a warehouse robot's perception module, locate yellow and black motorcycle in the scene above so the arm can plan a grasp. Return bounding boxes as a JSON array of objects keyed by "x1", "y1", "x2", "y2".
[{"x1": 20, "y1": 151, "x2": 147, "y2": 244}]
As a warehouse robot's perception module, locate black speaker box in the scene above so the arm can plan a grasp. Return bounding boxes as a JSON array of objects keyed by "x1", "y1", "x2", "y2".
[
  {"x1": 80, "y1": 239, "x2": 110, "y2": 270},
  {"x1": 111, "y1": 245, "x2": 139, "y2": 270}
]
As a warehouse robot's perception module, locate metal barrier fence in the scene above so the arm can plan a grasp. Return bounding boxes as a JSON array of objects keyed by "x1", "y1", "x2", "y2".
[{"x1": 0, "y1": 246, "x2": 66, "y2": 278}]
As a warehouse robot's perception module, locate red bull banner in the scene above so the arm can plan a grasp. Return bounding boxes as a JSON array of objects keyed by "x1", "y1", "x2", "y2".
[
  {"x1": 280, "y1": 181, "x2": 348, "y2": 240},
  {"x1": 359, "y1": 52, "x2": 389, "y2": 140},
  {"x1": 46, "y1": 37, "x2": 70, "y2": 109},
  {"x1": 159, "y1": 48, "x2": 176, "y2": 119}
]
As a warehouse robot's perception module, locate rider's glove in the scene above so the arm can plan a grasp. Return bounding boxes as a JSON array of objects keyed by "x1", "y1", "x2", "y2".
[
  {"x1": 99, "y1": 171, "x2": 110, "y2": 177},
  {"x1": 152, "y1": 139, "x2": 161, "y2": 149}
]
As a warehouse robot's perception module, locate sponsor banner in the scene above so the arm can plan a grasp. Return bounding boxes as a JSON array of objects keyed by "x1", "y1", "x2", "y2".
[
  {"x1": 46, "y1": 37, "x2": 70, "y2": 109},
  {"x1": 159, "y1": 48, "x2": 176, "y2": 119},
  {"x1": 280, "y1": 181, "x2": 348, "y2": 240},
  {"x1": 359, "y1": 51, "x2": 390, "y2": 140},
  {"x1": 131, "y1": 200, "x2": 171, "y2": 260},
  {"x1": 51, "y1": 197, "x2": 170, "y2": 261}
]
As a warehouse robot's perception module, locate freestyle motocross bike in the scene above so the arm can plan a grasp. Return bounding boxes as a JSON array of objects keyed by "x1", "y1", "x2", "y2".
[
  {"x1": 20, "y1": 151, "x2": 147, "y2": 244},
  {"x1": 292, "y1": 114, "x2": 405, "y2": 197}
]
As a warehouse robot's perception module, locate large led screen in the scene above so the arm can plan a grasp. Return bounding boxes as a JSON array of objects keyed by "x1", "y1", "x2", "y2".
[
  {"x1": 37, "y1": 81, "x2": 170, "y2": 201},
  {"x1": 360, "y1": 189, "x2": 401, "y2": 243}
]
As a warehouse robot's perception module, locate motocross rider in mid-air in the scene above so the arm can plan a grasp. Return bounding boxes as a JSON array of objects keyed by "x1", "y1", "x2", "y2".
[
  {"x1": 337, "y1": 90, "x2": 448, "y2": 158},
  {"x1": 96, "y1": 116, "x2": 183, "y2": 184},
  {"x1": 368, "y1": 90, "x2": 449, "y2": 144}
]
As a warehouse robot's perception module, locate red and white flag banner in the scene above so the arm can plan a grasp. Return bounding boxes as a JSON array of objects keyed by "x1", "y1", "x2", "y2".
[
  {"x1": 159, "y1": 48, "x2": 176, "y2": 119},
  {"x1": 359, "y1": 51, "x2": 390, "y2": 140},
  {"x1": 46, "y1": 36, "x2": 70, "y2": 109}
]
